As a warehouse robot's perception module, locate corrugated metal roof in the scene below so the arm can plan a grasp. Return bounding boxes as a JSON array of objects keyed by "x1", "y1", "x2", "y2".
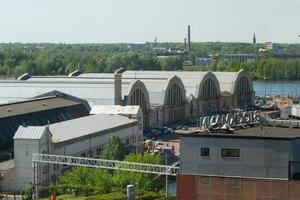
[
  {"x1": 0, "y1": 96, "x2": 80, "y2": 118},
  {"x1": 213, "y1": 72, "x2": 238, "y2": 93},
  {"x1": 13, "y1": 126, "x2": 46, "y2": 140},
  {"x1": 0, "y1": 78, "x2": 135, "y2": 107},
  {"x1": 123, "y1": 71, "x2": 215, "y2": 97},
  {"x1": 90, "y1": 105, "x2": 141, "y2": 115},
  {"x1": 0, "y1": 94, "x2": 90, "y2": 151},
  {"x1": 49, "y1": 114, "x2": 138, "y2": 143}
]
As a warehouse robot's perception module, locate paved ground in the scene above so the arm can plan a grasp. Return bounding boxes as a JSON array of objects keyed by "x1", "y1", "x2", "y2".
[{"x1": 157, "y1": 132, "x2": 180, "y2": 155}]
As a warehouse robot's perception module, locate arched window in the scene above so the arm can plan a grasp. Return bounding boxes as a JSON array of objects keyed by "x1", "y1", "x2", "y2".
[
  {"x1": 200, "y1": 79, "x2": 218, "y2": 101},
  {"x1": 165, "y1": 82, "x2": 184, "y2": 107},
  {"x1": 235, "y1": 76, "x2": 250, "y2": 95},
  {"x1": 235, "y1": 76, "x2": 251, "y2": 107}
]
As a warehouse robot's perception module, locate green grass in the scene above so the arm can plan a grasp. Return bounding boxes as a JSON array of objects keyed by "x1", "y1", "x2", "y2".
[{"x1": 41, "y1": 191, "x2": 175, "y2": 200}]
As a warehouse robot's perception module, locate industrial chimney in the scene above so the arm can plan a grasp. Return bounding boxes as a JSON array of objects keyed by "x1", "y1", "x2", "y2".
[
  {"x1": 184, "y1": 38, "x2": 187, "y2": 50},
  {"x1": 187, "y1": 25, "x2": 191, "y2": 51},
  {"x1": 114, "y1": 67, "x2": 126, "y2": 105}
]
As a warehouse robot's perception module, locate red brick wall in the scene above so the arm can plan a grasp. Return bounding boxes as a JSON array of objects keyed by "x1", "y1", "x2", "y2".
[
  {"x1": 176, "y1": 174, "x2": 196, "y2": 200},
  {"x1": 176, "y1": 174, "x2": 300, "y2": 200}
]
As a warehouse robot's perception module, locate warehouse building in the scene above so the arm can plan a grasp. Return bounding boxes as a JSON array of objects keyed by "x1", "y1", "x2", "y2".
[
  {"x1": 177, "y1": 126, "x2": 300, "y2": 200},
  {"x1": 0, "y1": 69, "x2": 254, "y2": 130},
  {"x1": 0, "y1": 113, "x2": 142, "y2": 192},
  {"x1": 0, "y1": 91, "x2": 90, "y2": 159},
  {"x1": 214, "y1": 69, "x2": 255, "y2": 111},
  {"x1": 121, "y1": 70, "x2": 221, "y2": 117}
]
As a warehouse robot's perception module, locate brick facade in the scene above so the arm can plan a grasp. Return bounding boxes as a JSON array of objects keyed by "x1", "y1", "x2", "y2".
[{"x1": 177, "y1": 174, "x2": 300, "y2": 200}]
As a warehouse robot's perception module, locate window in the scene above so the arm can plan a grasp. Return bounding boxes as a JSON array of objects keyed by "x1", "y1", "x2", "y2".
[
  {"x1": 221, "y1": 148, "x2": 240, "y2": 157},
  {"x1": 51, "y1": 175, "x2": 57, "y2": 184},
  {"x1": 201, "y1": 148, "x2": 210, "y2": 156},
  {"x1": 89, "y1": 150, "x2": 93, "y2": 157},
  {"x1": 42, "y1": 165, "x2": 48, "y2": 174},
  {"x1": 54, "y1": 163, "x2": 59, "y2": 171},
  {"x1": 43, "y1": 179, "x2": 49, "y2": 186},
  {"x1": 96, "y1": 147, "x2": 103, "y2": 155}
]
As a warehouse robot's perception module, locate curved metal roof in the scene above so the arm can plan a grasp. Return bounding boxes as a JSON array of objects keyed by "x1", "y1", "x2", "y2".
[{"x1": 214, "y1": 69, "x2": 253, "y2": 94}]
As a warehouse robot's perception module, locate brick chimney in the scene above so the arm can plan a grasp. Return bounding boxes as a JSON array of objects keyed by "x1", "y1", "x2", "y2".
[{"x1": 114, "y1": 67, "x2": 126, "y2": 105}]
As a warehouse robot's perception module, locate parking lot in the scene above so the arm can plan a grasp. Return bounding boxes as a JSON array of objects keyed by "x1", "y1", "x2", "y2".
[{"x1": 143, "y1": 119, "x2": 201, "y2": 165}]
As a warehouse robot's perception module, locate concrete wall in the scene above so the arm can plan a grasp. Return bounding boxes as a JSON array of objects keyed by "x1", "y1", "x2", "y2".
[
  {"x1": 53, "y1": 124, "x2": 143, "y2": 157},
  {"x1": 177, "y1": 174, "x2": 300, "y2": 200},
  {"x1": 180, "y1": 136, "x2": 291, "y2": 179},
  {"x1": 13, "y1": 131, "x2": 49, "y2": 192}
]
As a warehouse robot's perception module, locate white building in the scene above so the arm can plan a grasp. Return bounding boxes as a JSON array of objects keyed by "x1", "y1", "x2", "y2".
[{"x1": 1, "y1": 114, "x2": 143, "y2": 192}]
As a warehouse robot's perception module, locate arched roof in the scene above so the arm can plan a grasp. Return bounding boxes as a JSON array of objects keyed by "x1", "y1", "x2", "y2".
[
  {"x1": 125, "y1": 79, "x2": 150, "y2": 109},
  {"x1": 138, "y1": 75, "x2": 186, "y2": 105},
  {"x1": 0, "y1": 78, "x2": 135, "y2": 107},
  {"x1": 163, "y1": 75, "x2": 186, "y2": 105},
  {"x1": 214, "y1": 69, "x2": 253, "y2": 94},
  {"x1": 123, "y1": 71, "x2": 221, "y2": 99},
  {"x1": 233, "y1": 69, "x2": 253, "y2": 94},
  {"x1": 195, "y1": 71, "x2": 221, "y2": 98}
]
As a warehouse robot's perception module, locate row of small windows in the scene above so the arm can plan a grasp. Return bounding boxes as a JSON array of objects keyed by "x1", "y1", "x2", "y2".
[{"x1": 200, "y1": 147, "x2": 240, "y2": 158}]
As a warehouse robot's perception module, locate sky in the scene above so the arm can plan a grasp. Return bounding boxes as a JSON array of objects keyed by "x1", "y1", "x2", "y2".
[{"x1": 1, "y1": 0, "x2": 300, "y2": 43}]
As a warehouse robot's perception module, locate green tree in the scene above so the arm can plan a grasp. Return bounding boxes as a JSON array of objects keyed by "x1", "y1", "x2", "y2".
[
  {"x1": 59, "y1": 167, "x2": 112, "y2": 194},
  {"x1": 101, "y1": 134, "x2": 125, "y2": 160},
  {"x1": 113, "y1": 153, "x2": 164, "y2": 191},
  {"x1": 158, "y1": 56, "x2": 182, "y2": 71}
]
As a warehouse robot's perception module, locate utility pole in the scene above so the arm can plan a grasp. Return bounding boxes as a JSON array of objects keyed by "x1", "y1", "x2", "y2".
[
  {"x1": 33, "y1": 161, "x2": 38, "y2": 200},
  {"x1": 165, "y1": 154, "x2": 168, "y2": 199},
  {"x1": 264, "y1": 76, "x2": 267, "y2": 113}
]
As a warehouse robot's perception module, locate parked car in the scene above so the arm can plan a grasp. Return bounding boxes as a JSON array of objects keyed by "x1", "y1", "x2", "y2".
[
  {"x1": 150, "y1": 128, "x2": 162, "y2": 137},
  {"x1": 143, "y1": 132, "x2": 153, "y2": 140},
  {"x1": 167, "y1": 127, "x2": 174, "y2": 133}
]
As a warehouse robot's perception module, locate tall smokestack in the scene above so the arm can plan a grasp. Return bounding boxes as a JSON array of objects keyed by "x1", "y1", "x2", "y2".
[
  {"x1": 184, "y1": 38, "x2": 187, "y2": 50},
  {"x1": 114, "y1": 67, "x2": 126, "y2": 105},
  {"x1": 187, "y1": 25, "x2": 191, "y2": 51}
]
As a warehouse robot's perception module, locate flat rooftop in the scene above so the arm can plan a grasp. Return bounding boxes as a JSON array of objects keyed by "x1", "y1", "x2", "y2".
[{"x1": 180, "y1": 126, "x2": 300, "y2": 140}]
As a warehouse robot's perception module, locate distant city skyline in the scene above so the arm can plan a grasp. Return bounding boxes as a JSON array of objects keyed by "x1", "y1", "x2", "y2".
[{"x1": 1, "y1": 0, "x2": 300, "y2": 43}]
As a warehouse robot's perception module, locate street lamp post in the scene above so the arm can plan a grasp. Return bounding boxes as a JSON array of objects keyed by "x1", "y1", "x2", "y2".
[
  {"x1": 264, "y1": 76, "x2": 267, "y2": 113},
  {"x1": 165, "y1": 153, "x2": 168, "y2": 199}
]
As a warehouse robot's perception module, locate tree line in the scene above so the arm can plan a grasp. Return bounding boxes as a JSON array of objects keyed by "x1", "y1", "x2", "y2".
[
  {"x1": 1, "y1": 42, "x2": 300, "y2": 80},
  {"x1": 0, "y1": 43, "x2": 183, "y2": 78}
]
